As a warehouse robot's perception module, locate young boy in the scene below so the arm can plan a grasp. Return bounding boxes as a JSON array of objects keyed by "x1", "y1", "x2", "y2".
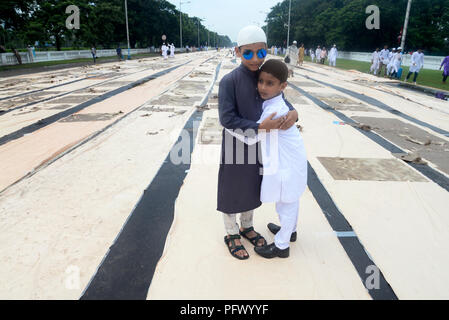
[
  {"x1": 218, "y1": 25, "x2": 298, "y2": 260},
  {"x1": 229, "y1": 59, "x2": 307, "y2": 259}
]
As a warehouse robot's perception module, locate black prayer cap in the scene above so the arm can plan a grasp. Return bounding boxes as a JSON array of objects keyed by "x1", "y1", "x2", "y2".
[{"x1": 260, "y1": 59, "x2": 288, "y2": 83}]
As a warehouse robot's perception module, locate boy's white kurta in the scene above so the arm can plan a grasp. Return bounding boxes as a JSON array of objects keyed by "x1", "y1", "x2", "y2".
[
  {"x1": 409, "y1": 51, "x2": 424, "y2": 73},
  {"x1": 258, "y1": 95, "x2": 307, "y2": 203},
  {"x1": 227, "y1": 94, "x2": 307, "y2": 203}
]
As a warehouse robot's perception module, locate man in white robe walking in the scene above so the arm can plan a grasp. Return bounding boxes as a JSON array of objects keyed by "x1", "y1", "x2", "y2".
[
  {"x1": 161, "y1": 43, "x2": 168, "y2": 59},
  {"x1": 315, "y1": 46, "x2": 321, "y2": 64},
  {"x1": 328, "y1": 44, "x2": 338, "y2": 67},
  {"x1": 370, "y1": 48, "x2": 380, "y2": 75},
  {"x1": 379, "y1": 45, "x2": 390, "y2": 77},
  {"x1": 405, "y1": 49, "x2": 424, "y2": 84},
  {"x1": 170, "y1": 43, "x2": 175, "y2": 58},
  {"x1": 286, "y1": 40, "x2": 299, "y2": 67}
]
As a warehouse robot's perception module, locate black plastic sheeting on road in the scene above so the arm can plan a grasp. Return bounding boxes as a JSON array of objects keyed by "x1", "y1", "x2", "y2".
[
  {"x1": 80, "y1": 110, "x2": 203, "y2": 300},
  {"x1": 0, "y1": 62, "x2": 191, "y2": 147},
  {"x1": 307, "y1": 162, "x2": 398, "y2": 300},
  {"x1": 80, "y1": 60, "x2": 222, "y2": 300},
  {"x1": 289, "y1": 82, "x2": 449, "y2": 192}
]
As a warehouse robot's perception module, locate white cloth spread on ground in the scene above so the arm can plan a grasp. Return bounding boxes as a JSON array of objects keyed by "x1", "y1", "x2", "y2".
[{"x1": 225, "y1": 93, "x2": 307, "y2": 203}]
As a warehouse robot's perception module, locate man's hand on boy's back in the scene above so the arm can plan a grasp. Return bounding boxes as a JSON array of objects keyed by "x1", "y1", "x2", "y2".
[
  {"x1": 259, "y1": 109, "x2": 298, "y2": 132},
  {"x1": 259, "y1": 112, "x2": 283, "y2": 132},
  {"x1": 279, "y1": 110, "x2": 299, "y2": 130}
]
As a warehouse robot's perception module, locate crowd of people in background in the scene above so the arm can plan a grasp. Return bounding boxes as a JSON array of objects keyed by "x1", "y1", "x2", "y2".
[
  {"x1": 286, "y1": 43, "x2": 339, "y2": 67},
  {"x1": 368, "y1": 45, "x2": 427, "y2": 84}
]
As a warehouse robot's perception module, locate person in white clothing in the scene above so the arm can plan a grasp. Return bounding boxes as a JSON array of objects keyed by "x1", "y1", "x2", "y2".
[
  {"x1": 328, "y1": 44, "x2": 338, "y2": 67},
  {"x1": 379, "y1": 45, "x2": 390, "y2": 76},
  {"x1": 310, "y1": 49, "x2": 316, "y2": 63},
  {"x1": 286, "y1": 40, "x2": 299, "y2": 67},
  {"x1": 370, "y1": 48, "x2": 380, "y2": 75},
  {"x1": 161, "y1": 43, "x2": 168, "y2": 59},
  {"x1": 390, "y1": 47, "x2": 402, "y2": 79},
  {"x1": 315, "y1": 46, "x2": 321, "y2": 63},
  {"x1": 386, "y1": 48, "x2": 397, "y2": 77},
  {"x1": 274, "y1": 46, "x2": 278, "y2": 55},
  {"x1": 406, "y1": 48, "x2": 424, "y2": 84},
  {"x1": 227, "y1": 59, "x2": 307, "y2": 258},
  {"x1": 170, "y1": 43, "x2": 175, "y2": 57}
]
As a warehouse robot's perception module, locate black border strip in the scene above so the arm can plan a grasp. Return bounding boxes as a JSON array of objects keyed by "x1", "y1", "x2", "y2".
[
  {"x1": 307, "y1": 162, "x2": 398, "y2": 300},
  {"x1": 80, "y1": 110, "x2": 204, "y2": 300},
  {"x1": 0, "y1": 61, "x2": 192, "y2": 147},
  {"x1": 80, "y1": 60, "x2": 222, "y2": 300},
  {"x1": 289, "y1": 82, "x2": 449, "y2": 192}
]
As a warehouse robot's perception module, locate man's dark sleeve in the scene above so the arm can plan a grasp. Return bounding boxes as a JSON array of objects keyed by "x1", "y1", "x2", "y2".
[{"x1": 218, "y1": 76, "x2": 259, "y2": 137}]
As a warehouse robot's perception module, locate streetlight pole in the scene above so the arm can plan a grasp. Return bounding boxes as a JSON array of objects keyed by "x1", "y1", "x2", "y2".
[
  {"x1": 179, "y1": 1, "x2": 190, "y2": 51},
  {"x1": 401, "y1": 0, "x2": 412, "y2": 50},
  {"x1": 125, "y1": 0, "x2": 131, "y2": 59},
  {"x1": 287, "y1": 0, "x2": 291, "y2": 48},
  {"x1": 197, "y1": 17, "x2": 204, "y2": 49}
]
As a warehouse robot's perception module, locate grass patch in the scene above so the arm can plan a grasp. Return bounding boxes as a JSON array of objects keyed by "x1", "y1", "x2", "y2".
[{"x1": 303, "y1": 56, "x2": 448, "y2": 91}]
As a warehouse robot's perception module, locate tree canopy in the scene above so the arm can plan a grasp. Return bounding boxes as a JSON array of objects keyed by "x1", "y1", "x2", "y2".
[
  {"x1": 264, "y1": 0, "x2": 449, "y2": 55},
  {"x1": 0, "y1": 0, "x2": 232, "y2": 50}
]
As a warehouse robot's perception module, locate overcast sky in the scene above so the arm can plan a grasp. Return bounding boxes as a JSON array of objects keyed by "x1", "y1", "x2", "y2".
[{"x1": 166, "y1": 0, "x2": 282, "y2": 42}]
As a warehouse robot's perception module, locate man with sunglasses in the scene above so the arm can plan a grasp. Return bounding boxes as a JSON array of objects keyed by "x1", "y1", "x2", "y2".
[{"x1": 218, "y1": 25, "x2": 298, "y2": 260}]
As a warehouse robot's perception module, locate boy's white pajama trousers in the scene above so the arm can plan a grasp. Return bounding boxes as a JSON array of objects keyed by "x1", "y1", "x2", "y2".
[{"x1": 274, "y1": 200, "x2": 300, "y2": 250}]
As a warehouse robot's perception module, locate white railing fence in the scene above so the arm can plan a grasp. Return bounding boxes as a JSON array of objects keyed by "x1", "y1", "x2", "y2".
[{"x1": 0, "y1": 48, "x2": 183, "y2": 66}]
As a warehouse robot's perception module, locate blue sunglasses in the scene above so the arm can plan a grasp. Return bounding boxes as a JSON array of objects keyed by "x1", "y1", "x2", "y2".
[{"x1": 241, "y1": 48, "x2": 267, "y2": 60}]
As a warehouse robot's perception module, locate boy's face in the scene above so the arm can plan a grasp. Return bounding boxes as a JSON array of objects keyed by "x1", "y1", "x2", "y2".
[
  {"x1": 235, "y1": 42, "x2": 267, "y2": 72},
  {"x1": 257, "y1": 71, "x2": 287, "y2": 101}
]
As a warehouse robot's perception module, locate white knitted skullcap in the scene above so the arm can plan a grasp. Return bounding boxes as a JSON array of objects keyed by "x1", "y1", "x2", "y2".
[{"x1": 237, "y1": 25, "x2": 267, "y2": 47}]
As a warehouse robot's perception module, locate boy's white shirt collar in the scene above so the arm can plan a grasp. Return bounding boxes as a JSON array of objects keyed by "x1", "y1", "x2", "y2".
[{"x1": 262, "y1": 93, "x2": 284, "y2": 110}]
